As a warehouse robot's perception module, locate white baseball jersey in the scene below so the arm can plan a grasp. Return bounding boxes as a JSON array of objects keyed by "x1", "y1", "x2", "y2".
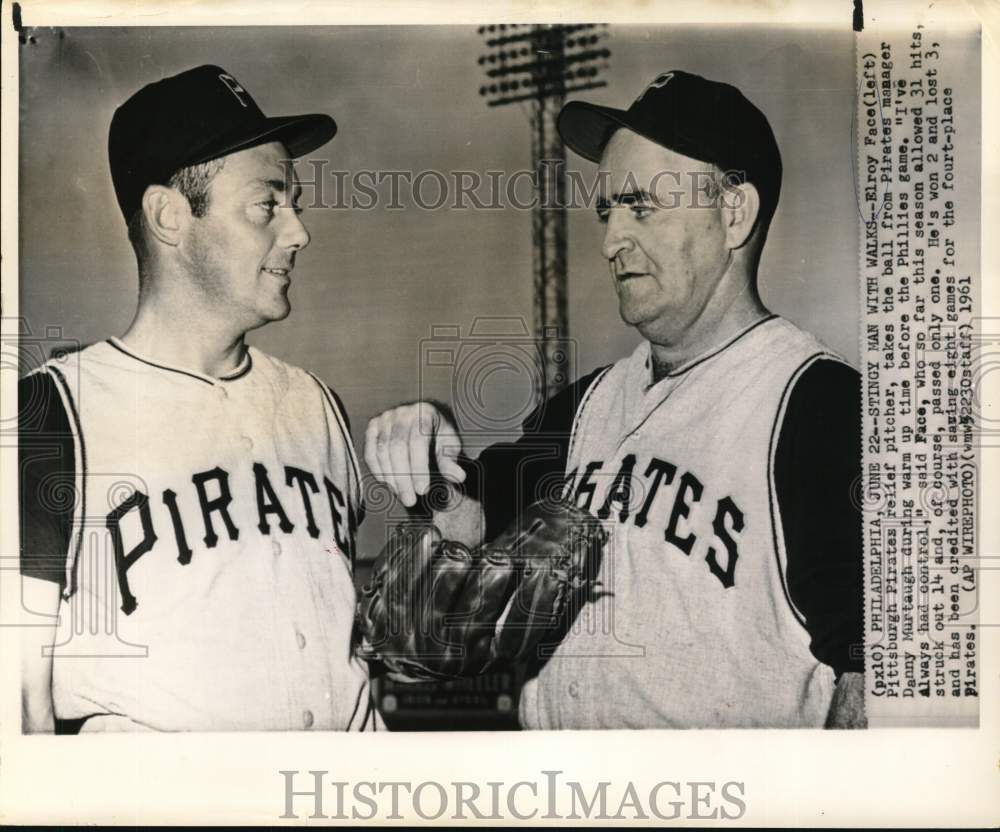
[
  {"x1": 519, "y1": 316, "x2": 844, "y2": 728},
  {"x1": 23, "y1": 338, "x2": 378, "y2": 732}
]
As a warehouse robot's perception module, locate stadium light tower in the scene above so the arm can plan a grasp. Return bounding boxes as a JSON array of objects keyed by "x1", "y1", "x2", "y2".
[{"x1": 478, "y1": 24, "x2": 610, "y2": 402}]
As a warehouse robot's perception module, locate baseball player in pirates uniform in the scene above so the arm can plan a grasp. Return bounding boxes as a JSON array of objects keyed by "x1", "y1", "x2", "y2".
[
  {"x1": 365, "y1": 71, "x2": 865, "y2": 728},
  {"x1": 19, "y1": 66, "x2": 379, "y2": 732}
]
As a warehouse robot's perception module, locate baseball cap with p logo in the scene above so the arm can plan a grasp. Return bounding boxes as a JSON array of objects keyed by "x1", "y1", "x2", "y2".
[
  {"x1": 109, "y1": 64, "x2": 336, "y2": 222},
  {"x1": 556, "y1": 70, "x2": 783, "y2": 225}
]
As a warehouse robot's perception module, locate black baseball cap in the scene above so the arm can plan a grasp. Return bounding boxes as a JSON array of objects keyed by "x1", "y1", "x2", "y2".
[
  {"x1": 557, "y1": 70, "x2": 782, "y2": 224},
  {"x1": 109, "y1": 64, "x2": 336, "y2": 221}
]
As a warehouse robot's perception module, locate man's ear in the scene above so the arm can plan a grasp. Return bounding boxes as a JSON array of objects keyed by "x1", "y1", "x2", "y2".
[
  {"x1": 141, "y1": 185, "x2": 189, "y2": 247},
  {"x1": 720, "y1": 181, "x2": 760, "y2": 250}
]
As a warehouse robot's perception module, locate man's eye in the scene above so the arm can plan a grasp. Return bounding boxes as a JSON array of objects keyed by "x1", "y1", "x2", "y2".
[
  {"x1": 596, "y1": 207, "x2": 610, "y2": 224},
  {"x1": 630, "y1": 203, "x2": 654, "y2": 218},
  {"x1": 255, "y1": 199, "x2": 278, "y2": 213}
]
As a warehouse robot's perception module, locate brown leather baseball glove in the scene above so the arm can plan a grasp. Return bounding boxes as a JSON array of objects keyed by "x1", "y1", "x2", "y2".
[{"x1": 356, "y1": 498, "x2": 606, "y2": 682}]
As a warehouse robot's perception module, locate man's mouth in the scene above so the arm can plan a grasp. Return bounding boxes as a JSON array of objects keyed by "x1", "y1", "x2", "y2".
[
  {"x1": 615, "y1": 270, "x2": 649, "y2": 282},
  {"x1": 262, "y1": 267, "x2": 291, "y2": 279}
]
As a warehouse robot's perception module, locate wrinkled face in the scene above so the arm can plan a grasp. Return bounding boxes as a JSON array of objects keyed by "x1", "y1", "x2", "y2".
[
  {"x1": 180, "y1": 141, "x2": 309, "y2": 331},
  {"x1": 597, "y1": 129, "x2": 731, "y2": 344}
]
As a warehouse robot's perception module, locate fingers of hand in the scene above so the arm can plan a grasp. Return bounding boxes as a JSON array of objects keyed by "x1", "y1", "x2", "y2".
[
  {"x1": 409, "y1": 412, "x2": 432, "y2": 499},
  {"x1": 364, "y1": 409, "x2": 405, "y2": 502},
  {"x1": 387, "y1": 418, "x2": 416, "y2": 507},
  {"x1": 364, "y1": 404, "x2": 442, "y2": 508},
  {"x1": 363, "y1": 417, "x2": 383, "y2": 482},
  {"x1": 433, "y1": 413, "x2": 466, "y2": 484}
]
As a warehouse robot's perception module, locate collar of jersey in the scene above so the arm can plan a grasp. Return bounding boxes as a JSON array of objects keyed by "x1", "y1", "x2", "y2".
[
  {"x1": 639, "y1": 313, "x2": 779, "y2": 389},
  {"x1": 107, "y1": 337, "x2": 253, "y2": 386}
]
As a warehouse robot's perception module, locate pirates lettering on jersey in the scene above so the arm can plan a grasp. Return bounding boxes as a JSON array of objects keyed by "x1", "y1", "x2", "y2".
[
  {"x1": 564, "y1": 453, "x2": 743, "y2": 588},
  {"x1": 105, "y1": 460, "x2": 360, "y2": 615}
]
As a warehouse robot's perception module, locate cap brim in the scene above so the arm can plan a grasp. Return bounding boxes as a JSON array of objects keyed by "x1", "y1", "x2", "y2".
[
  {"x1": 557, "y1": 101, "x2": 635, "y2": 163},
  {"x1": 190, "y1": 113, "x2": 337, "y2": 166}
]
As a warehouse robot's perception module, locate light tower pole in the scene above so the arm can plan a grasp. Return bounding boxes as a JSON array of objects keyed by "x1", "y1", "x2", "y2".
[{"x1": 478, "y1": 24, "x2": 610, "y2": 401}]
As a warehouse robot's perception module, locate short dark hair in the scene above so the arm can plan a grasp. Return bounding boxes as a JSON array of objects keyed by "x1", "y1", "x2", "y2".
[
  {"x1": 126, "y1": 157, "x2": 227, "y2": 256},
  {"x1": 703, "y1": 165, "x2": 776, "y2": 254}
]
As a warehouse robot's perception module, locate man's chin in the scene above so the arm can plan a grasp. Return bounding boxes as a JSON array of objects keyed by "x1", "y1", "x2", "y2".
[
  {"x1": 269, "y1": 304, "x2": 292, "y2": 323},
  {"x1": 251, "y1": 301, "x2": 292, "y2": 328},
  {"x1": 618, "y1": 300, "x2": 657, "y2": 328}
]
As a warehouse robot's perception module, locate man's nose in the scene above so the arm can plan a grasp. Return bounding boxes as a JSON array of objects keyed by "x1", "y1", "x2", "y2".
[
  {"x1": 279, "y1": 209, "x2": 310, "y2": 252},
  {"x1": 601, "y1": 209, "x2": 633, "y2": 262}
]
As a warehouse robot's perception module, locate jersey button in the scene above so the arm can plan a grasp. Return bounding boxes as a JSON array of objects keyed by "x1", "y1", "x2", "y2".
[
  {"x1": 302, "y1": 710, "x2": 314, "y2": 729},
  {"x1": 295, "y1": 631, "x2": 307, "y2": 649},
  {"x1": 242, "y1": 435, "x2": 254, "y2": 451},
  {"x1": 272, "y1": 541, "x2": 282, "y2": 557}
]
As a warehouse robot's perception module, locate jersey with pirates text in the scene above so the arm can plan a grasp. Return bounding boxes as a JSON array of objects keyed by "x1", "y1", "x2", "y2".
[
  {"x1": 510, "y1": 316, "x2": 855, "y2": 728},
  {"x1": 19, "y1": 338, "x2": 378, "y2": 732}
]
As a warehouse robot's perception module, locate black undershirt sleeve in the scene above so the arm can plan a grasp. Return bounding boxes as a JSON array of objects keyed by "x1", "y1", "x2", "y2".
[
  {"x1": 457, "y1": 367, "x2": 608, "y2": 540},
  {"x1": 774, "y1": 358, "x2": 865, "y2": 678},
  {"x1": 20, "y1": 372, "x2": 86, "y2": 734},
  {"x1": 19, "y1": 371, "x2": 76, "y2": 589}
]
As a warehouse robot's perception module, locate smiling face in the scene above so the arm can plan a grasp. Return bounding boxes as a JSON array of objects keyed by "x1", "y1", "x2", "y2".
[
  {"x1": 597, "y1": 129, "x2": 732, "y2": 346},
  {"x1": 179, "y1": 141, "x2": 309, "y2": 332}
]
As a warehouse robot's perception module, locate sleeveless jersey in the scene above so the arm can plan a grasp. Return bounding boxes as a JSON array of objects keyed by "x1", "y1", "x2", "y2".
[
  {"x1": 30, "y1": 339, "x2": 377, "y2": 732},
  {"x1": 519, "y1": 316, "x2": 845, "y2": 728}
]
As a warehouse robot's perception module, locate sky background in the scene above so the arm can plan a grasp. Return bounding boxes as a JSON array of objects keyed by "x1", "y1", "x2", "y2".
[{"x1": 19, "y1": 24, "x2": 858, "y2": 555}]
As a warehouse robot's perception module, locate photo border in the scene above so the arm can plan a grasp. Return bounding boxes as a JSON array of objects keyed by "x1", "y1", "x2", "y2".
[{"x1": 1, "y1": 0, "x2": 998, "y2": 825}]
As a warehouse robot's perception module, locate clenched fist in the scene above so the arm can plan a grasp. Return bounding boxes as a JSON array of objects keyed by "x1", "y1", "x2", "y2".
[{"x1": 364, "y1": 401, "x2": 466, "y2": 508}]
